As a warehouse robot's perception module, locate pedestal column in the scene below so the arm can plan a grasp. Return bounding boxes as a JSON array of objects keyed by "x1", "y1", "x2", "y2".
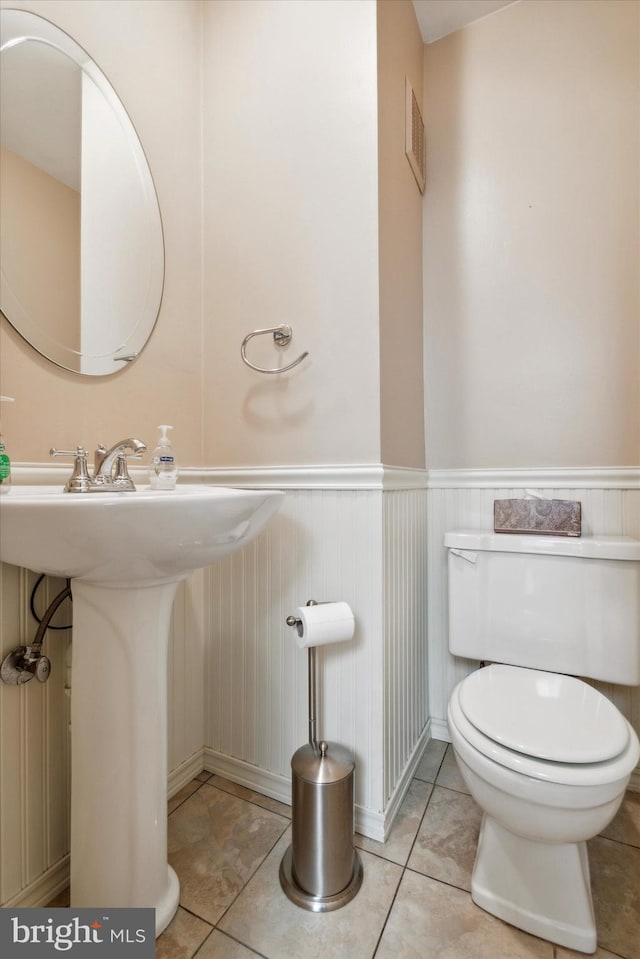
[{"x1": 69, "y1": 578, "x2": 181, "y2": 936}]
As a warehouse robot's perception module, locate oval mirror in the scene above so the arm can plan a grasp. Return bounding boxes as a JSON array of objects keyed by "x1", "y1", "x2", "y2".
[{"x1": 0, "y1": 10, "x2": 164, "y2": 375}]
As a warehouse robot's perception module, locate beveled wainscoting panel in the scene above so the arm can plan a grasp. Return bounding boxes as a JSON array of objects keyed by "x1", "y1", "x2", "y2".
[
  {"x1": 203, "y1": 480, "x2": 430, "y2": 839},
  {"x1": 383, "y1": 489, "x2": 429, "y2": 805},
  {"x1": 204, "y1": 488, "x2": 387, "y2": 827},
  {"x1": 0, "y1": 566, "x2": 71, "y2": 905}
]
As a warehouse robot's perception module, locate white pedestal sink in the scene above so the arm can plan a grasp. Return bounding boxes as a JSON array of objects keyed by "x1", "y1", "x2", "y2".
[{"x1": 0, "y1": 484, "x2": 283, "y2": 934}]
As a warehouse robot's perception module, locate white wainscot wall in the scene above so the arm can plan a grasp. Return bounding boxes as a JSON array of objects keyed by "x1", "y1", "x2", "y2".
[
  {"x1": 0, "y1": 466, "x2": 429, "y2": 905},
  {"x1": 202, "y1": 474, "x2": 429, "y2": 841},
  {"x1": 3, "y1": 465, "x2": 637, "y2": 906},
  {"x1": 426, "y1": 468, "x2": 640, "y2": 791}
]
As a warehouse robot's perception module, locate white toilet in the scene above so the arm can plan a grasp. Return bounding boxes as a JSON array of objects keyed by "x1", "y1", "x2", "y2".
[{"x1": 444, "y1": 530, "x2": 640, "y2": 954}]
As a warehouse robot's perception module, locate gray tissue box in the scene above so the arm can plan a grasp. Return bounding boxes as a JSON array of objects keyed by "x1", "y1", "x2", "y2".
[{"x1": 494, "y1": 498, "x2": 581, "y2": 537}]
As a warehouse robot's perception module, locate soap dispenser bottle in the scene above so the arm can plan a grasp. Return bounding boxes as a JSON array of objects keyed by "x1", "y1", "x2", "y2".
[
  {"x1": 149, "y1": 425, "x2": 179, "y2": 490},
  {"x1": 0, "y1": 396, "x2": 14, "y2": 494}
]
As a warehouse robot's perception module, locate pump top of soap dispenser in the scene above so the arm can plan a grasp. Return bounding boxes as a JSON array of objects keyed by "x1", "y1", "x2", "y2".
[
  {"x1": 157, "y1": 425, "x2": 172, "y2": 446},
  {"x1": 149, "y1": 424, "x2": 179, "y2": 490}
]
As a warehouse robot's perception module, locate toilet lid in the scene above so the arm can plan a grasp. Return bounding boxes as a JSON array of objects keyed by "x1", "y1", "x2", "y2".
[{"x1": 458, "y1": 665, "x2": 630, "y2": 763}]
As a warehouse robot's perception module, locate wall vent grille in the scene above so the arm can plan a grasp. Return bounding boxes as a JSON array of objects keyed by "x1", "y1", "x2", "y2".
[{"x1": 405, "y1": 78, "x2": 425, "y2": 194}]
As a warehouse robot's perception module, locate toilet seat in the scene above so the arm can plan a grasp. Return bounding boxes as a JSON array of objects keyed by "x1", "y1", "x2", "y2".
[
  {"x1": 449, "y1": 670, "x2": 639, "y2": 788},
  {"x1": 458, "y1": 664, "x2": 629, "y2": 763}
]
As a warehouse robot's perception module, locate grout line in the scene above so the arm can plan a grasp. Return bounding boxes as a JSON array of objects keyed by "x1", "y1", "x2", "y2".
[
  {"x1": 194, "y1": 929, "x2": 269, "y2": 959},
  {"x1": 209, "y1": 820, "x2": 290, "y2": 934},
  {"x1": 592, "y1": 832, "x2": 640, "y2": 852},
  {"x1": 403, "y1": 864, "x2": 472, "y2": 894},
  {"x1": 372, "y1": 754, "x2": 456, "y2": 958},
  {"x1": 171, "y1": 903, "x2": 213, "y2": 927},
  {"x1": 371, "y1": 865, "x2": 404, "y2": 959},
  {"x1": 167, "y1": 781, "x2": 206, "y2": 817}
]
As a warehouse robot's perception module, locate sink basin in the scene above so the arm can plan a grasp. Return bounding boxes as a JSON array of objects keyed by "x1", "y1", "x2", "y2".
[
  {"x1": 0, "y1": 484, "x2": 284, "y2": 585},
  {"x1": 0, "y1": 483, "x2": 284, "y2": 933}
]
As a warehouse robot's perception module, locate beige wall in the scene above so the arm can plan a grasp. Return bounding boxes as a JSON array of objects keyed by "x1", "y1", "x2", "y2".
[
  {"x1": 1, "y1": 0, "x2": 426, "y2": 471},
  {"x1": 378, "y1": 0, "x2": 425, "y2": 469},
  {"x1": 423, "y1": 0, "x2": 640, "y2": 469},
  {"x1": 0, "y1": 146, "x2": 80, "y2": 353},
  {"x1": 0, "y1": 0, "x2": 203, "y2": 465},
  {"x1": 201, "y1": 0, "x2": 382, "y2": 467}
]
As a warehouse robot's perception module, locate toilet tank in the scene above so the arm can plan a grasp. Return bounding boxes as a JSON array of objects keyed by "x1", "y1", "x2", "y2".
[{"x1": 445, "y1": 531, "x2": 640, "y2": 685}]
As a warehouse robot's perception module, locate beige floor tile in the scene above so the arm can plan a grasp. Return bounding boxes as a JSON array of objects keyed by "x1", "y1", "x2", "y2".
[
  {"x1": 219, "y1": 828, "x2": 403, "y2": 959},
  {"x1": 376, "y1": 870, "x2": 553, "y2": 959},
  {"x1": 435, "y1": 745, "x2": 471, "y2": 794},
  {"x1": 209, "y1": 774, "x2": 292, "y2": 819},
  {"x1": 598, "y1": 790, "x2": 640, "y2": 848},
  {"x1": 156, "y1": 906, "x2": 212, "y2": 959},
  {"x1": 196, "y1": 771, "x2": 214, "y2": 783},
  {"x1": 588, "y1": 835, "x2": 640, "y2": 959},
  {"x1": 168, "y1": 783, "x2": 289, "y2": 925},
  {"x1": 46, "y1": 886, "x2": 71, "y2": 907},
  {"x1": 414, "y1": 739, "x2": 448, "y2": 783},
  {"x1": 555, "y1": 947, "x2": 623, "y2": 959},
  {"x1": 357, "y1": 779, "x2": 433, "y2": 866},
  {"x1": 408, "y1": 785, "x2": 482, "y2": 891},
  {"x1": 169, "y1": 779, "x2": 202, "y2": 814},
  {"x1": 198, "y1": 929, "x2": 264, "y2": 958}
]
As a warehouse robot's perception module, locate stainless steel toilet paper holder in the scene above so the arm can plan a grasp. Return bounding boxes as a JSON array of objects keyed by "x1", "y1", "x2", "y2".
[
  {"x1": 280, "y1": 601, "x2": 363, "y2": 912},
  {"x1": 285, "y1": 597, "x2": 317, "y2": 642}
]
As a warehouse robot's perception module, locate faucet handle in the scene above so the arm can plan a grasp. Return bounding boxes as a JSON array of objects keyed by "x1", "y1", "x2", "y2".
[
  {"x1": 111, "y1": 451, "x2": 140, "y2": 490},
  {"x1": 50, "y1": 446, "x2": 93, "y2": 493}
]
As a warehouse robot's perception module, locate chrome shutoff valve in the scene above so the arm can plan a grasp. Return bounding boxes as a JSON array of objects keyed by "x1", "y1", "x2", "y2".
[{"x1": 0, "y1": 646, "x2": 51, "y2": 685}]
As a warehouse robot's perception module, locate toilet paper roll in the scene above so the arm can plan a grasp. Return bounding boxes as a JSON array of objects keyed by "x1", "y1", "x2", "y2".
[{"x1": 294, "y1": 602, "x2": 355, "y2": 649}]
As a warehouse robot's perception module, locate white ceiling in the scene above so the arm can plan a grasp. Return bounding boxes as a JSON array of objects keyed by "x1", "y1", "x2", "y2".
[{"x1": 412, "y1": 0, "x2": 517, "y2": 43}]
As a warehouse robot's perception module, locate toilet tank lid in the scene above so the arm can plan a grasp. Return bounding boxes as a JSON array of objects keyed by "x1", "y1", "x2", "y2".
[{"x1": 444, "y1": 530, "x2": 640, "y2": 561}]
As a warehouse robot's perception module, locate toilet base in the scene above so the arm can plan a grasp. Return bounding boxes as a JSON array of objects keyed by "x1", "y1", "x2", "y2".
[{"x1": 472, "y1": 815, "x2": 597, "y2": 954}]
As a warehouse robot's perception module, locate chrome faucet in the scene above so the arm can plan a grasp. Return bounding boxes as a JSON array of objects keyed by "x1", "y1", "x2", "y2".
[
  {"x1": 51, "y1": 438, "x2": 147, "y2": 492},
  {"x1": 94, "y1": 438, "x2": 147, "y2": 487}
]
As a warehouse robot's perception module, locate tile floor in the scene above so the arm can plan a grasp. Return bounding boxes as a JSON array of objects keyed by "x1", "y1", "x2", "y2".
[{"x1": 154, "y1": 742, "x2": 640, "y2": 959}]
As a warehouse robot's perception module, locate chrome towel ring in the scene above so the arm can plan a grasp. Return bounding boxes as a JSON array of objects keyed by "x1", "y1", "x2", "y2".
[{"x1": 241, "y1": 324, "x2": 309, "y2": 374}]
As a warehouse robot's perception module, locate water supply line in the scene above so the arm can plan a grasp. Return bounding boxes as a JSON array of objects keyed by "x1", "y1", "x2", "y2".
[{"x1": 0, "y1": 576, "x2": 71, "y2": 685}]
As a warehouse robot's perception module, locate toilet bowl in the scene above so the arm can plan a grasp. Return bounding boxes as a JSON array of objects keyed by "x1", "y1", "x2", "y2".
[
  {"x1": 447, "y1": 664, "x2": 640, "y2": 953},
  {"x1": 444, "y1": 530, "x2": 640, "y2": 953}
]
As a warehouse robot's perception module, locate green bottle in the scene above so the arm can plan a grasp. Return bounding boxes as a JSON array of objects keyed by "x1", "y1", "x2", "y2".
[{"x1": 0, "y1": 396, "x2": 14, "y2": 494}]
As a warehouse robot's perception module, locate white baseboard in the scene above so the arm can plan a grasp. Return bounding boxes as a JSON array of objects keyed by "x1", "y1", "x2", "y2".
[
  {"x1": 168, "y1": 749, "x2": 206, "y2": 798},
  {"x1": 380, "y1": 722, "x2": 433, "y2": 842},
  {"x1": 430, "y1": 718, "x2": 451, "y2": 743},
  {"x1": 203, "y1": 747, "x2": 389, "y2": 841},
  {"x1": 203, "y1": 747, "x2": 291, "y2": 805},
  {"x1": 2, "y1": 856, "x2": 70, "y2": 908}
]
